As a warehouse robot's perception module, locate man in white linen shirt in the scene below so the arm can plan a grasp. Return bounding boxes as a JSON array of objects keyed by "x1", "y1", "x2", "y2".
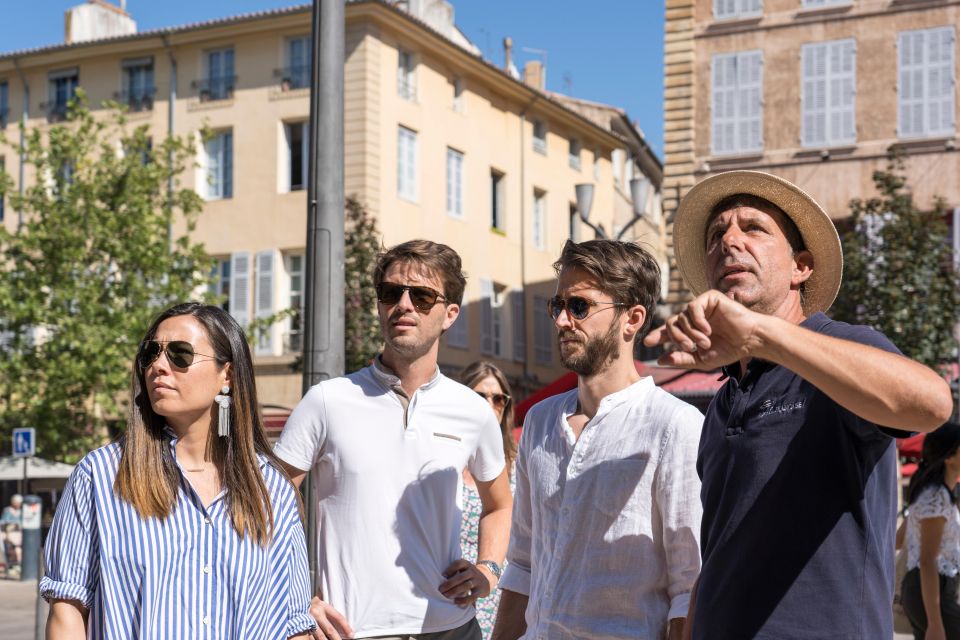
[
  {"x1": 276, "y1": 240, "x2": 513, "y2": 640},
  {"x1": 492, "y1": 239, "x2": 704, "y2": 640}
]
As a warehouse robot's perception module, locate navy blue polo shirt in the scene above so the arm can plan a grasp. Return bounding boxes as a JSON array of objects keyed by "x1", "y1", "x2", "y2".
[{"x1": 694, "y1": 313, "x2": 902, "y2": 640}]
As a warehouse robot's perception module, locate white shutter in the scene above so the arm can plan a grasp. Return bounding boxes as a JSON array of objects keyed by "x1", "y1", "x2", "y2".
[
  {"x1": 738, "y1": 51, "x2": 764, "y2": 153},
  {"x1": 801, "y1": 42, "x2": 827, "y2": 147},
  {"x1": 255, "y1": 250, "x2": 276, "y2": 355},
  {"x1": 833, "y1": 39, "x2": 857, "y2": 144},
  {"x1": 512, "y1": 290, "x2": 526, "y2": 363},
  {"x1": 928, "y1": 27, "x2": 956, "y2": 136},
  {"x1": 229, "y1": 252, "x2": 251, "y2": 327},
  {"x1": 446, "y1": 305, "x2": 468, "y2": 348},
  {"x1": 899, "y1": 30, "x2": 925, "y2": 137},
  {"x1": 744, "y1": 0, "x2": 762, "y2": 14},
  {"x1": 480, "y1": 279, "x2": 494, "y2": 355},
  {"x1": 711, "y1": 53, "x2": 738, "y2": 155}
]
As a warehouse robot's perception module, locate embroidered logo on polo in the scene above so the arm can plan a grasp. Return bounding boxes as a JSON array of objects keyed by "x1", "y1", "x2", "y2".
[{"x1": 758, "y1": 398, "x2": 805, "y2": 418}]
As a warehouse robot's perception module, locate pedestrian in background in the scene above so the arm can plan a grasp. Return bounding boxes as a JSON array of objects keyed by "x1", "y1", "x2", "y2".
[
  {"x1": 459, "y1": 361, "x2": 517, "y2": 640},
  {"x1": 41, "y1": 302, "x2": 315, "y2": 639},
  {"x1": 901, "y1": 422, "x2": 960, "y2": 640},
  {"x1": 0, "y1": 494, "x2": 23, "y2": 576}
]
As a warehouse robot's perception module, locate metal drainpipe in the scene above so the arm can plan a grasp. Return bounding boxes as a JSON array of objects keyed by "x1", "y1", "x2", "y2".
[
  {"x1": 12, "y1": 58, "x2": 28, "y2": 232},
  {"x1": 518, "y1": 94, "x2": 539, "y2": 389},
  {"x1": 161, "y1": 34, "x2": 176, "y2": 245}
]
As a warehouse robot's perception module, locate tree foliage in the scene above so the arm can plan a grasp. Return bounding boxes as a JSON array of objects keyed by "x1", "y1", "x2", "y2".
[
  {"x1": 0, "y1": 95, "x2": 213, "y2": 461},
  {"x1": 343, "y1": 196, "x2": 382, "y2": 372},
  {"x1": 832, "y1": 154, "x2": 960, "y2": 368}
]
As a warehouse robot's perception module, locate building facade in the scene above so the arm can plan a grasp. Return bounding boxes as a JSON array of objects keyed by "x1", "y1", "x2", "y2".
[
  {"x1": 664, "y1": 0, "x2": 959, "y2": 304},
  {"x1": 0, "y1": 0, "x2": 665, "y2": 408}
]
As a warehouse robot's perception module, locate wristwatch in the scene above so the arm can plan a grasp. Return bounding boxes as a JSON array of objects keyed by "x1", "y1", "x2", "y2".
[{"x1": 476, "y1": 560, "x2": 502, "y2": 580}]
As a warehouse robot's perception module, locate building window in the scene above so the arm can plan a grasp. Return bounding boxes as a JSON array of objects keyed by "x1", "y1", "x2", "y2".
[
  {"x1": 491, "y1": 170, "x2": 505, "y2": 231},
  {"x1": 204, "y1": 130, "x2": 233, "y2": 200},
  {"x1": 568, "y1": 139, "x2": 581, "y2": 170},
  {"x1": 532, "y1": 120, "x2": 547, "y2": 154},
  {"x1": 48, "y1": 68, "x2": 79, "y2": 122},
  {"x1": 801, "y1": 0, "x2": 851, "y2": 8},
  {"x1": 532, "y1": 189, "x2": 546, "y2": 251},
  {"x1": 801, "y1": 39, "x2": 856, "y2": 148},
  {"x1": 446, "y1": 148, "x2": 464, "y2": 218},
  {"x1": 397, "y1": 126, "x2": 418, "y2": 201},
  {"x1": 480, "y1": 279, "x2": 506, "y2": 357},
  {"x1": 209, "y1": 258, "x2": 231, "y2": 310},
  {"x1": 711, "y1": 50, "x2": 763, "y2": 156},
  {"x1": 286, "y1": 121, "x2": 309, "y2": 192},
  {"x1": 201, "y1": 48, "x2": 235, "y2": 101},
  {"x1": 569, "y1": 204, "x2": 581, "y2": 242},
  {"x1": 398, "y1": 49, "x2": 416, "y2": 101},
  {"x1": 283, "y1": 36, "x2": 311, "y2": 90},
  {"x1": 447, "y1": 299, "x2": 468, "y2": 349},
  {"x1": 898, "y1": 26, "x2": 956, "y2": 139},
  {"x1": 121, "y1": 57, "x2": 154, "y2": 112},
  {"x1": 285, "y1": 254, "x2": 304, "y2": 353},
  {"x1": 452, "y1": 77, "x2": 464, "y2": 112},
  {"x1": 0, "y1": 81, "x2": 8, "y2": 128},
  {"x1": 533, "y1": 295, "x2": 553, "y2": 365},
  {"x1": 713, "y1": 0, "x2": 762, "y2": 20}
]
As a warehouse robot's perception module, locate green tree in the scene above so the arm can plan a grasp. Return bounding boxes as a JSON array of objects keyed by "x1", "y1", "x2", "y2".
[
  {"x1": 832, "y1": 154, "x2": 960, "y2": 368},
  {"x1": 0, "y1": 95, "x2": 213, "y2": 461}
]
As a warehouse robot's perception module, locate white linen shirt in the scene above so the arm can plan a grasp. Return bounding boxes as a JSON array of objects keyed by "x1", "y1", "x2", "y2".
[
  {"x1": 499, "y1": 377, "x2": 703, "y2": 640},
  {"x1": 274, "y1": 362, "x2": 506, "y2": 639}
]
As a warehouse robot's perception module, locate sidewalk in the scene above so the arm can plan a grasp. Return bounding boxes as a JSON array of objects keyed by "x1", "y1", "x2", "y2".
[{"x1": 0, "y1": 578, "x2": 38, "y2": 640}]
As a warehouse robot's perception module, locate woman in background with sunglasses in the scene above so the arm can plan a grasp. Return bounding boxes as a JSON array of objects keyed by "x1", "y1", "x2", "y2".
[
  {"x1": 41, "y1": 302, "x2": 316, "y2": 639},
  {"x1": 459, "y1": 361, "x2": 517, "y2": 640}
]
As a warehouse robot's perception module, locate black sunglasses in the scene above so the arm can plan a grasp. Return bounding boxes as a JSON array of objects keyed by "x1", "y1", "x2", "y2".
[
  {"x1": 476, "y1": 391, "x2": 511, "y2": 408},
  {"x1": 547, "y1": 296, "x2": 627, "y2": 321},
  {"x1": 138, "y1": 340, "x2": 218, "y2": 370},
  {"x1": 376, "y1": 282, "x2": 447, "y2": 313}
]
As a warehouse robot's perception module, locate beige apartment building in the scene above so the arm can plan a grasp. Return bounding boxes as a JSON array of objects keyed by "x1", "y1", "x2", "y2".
[
  {"x1": 0, "y1": 0, "x2": 665, "y2": 408},
  {"x1": 664, "y1": 0, "x2": 959, "y2": 304}
]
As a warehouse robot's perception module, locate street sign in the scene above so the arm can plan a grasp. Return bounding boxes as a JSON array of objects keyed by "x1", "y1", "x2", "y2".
[{"x1": 12, "y1": 427, "x2": 35, "y2": 457}]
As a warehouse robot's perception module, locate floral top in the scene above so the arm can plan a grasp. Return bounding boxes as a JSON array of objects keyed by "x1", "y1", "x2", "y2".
[
  {"x1": 906, "y1": 484, "x2": 960, "y2": 577},
  {"x1": 460, "y1": 471, "x2": 514, "y2": 640}
]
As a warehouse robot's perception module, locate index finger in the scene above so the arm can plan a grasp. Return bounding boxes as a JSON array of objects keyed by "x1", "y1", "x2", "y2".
[{"x1": 643, "y1": 324, "x2": 668, "y2": 347}]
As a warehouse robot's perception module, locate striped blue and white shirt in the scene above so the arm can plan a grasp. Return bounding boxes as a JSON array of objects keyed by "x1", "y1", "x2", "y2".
[{"x1": 40, "y1": 440, "x2": 316, "y2": 639}]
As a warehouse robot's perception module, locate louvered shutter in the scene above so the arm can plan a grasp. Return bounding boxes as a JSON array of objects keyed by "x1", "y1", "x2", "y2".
[
  {"x1": 229, "y1": 252, "x2": 251, "y2": 327},
  {"x1": 802, "y1": 42, "x2": 827, "y2": 146},
  {"x1": 738, "y1": 51, "x2": 764, "y2": 153},
  {"x1": 712, "y1": 54, "x2": 738, "y2": 154},
  {"x1": 899, "y1": 30, "x2": 925, "y2": 137},
  {"x1": 255, "y1": 250, "x2": 275, "y2": 355},
  {"x1": 832, "y1": 39, "x2": 857, "y2": 144},
  {"x1": 928, "y1": 27, "x2": 956, "y2": 136},
  {"x1": 480, "y1": 279, "x2": 494, "y2": 355}
]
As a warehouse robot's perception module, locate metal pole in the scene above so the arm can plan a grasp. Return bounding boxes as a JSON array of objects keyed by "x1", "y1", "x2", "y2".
[
  {"x1": 13, "y1": 58, "x2": 28, "y2": 232},
  {"x1": 303, "y1": 0, "x2": 345, "y2": 592}
]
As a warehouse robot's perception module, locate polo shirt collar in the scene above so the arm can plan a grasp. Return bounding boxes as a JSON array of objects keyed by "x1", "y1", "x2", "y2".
[{"x1": 371, "y1": 354, "x2": 442, "y2": 392}]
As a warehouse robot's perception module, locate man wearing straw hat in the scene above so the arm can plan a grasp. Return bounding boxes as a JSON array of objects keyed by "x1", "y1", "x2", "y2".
[{"x1": 644, "y1": 171, "x2": 953, "y2": 639}]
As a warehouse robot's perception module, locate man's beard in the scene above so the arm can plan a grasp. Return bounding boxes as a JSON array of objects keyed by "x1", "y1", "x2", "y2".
[{"x1": 559, "y1": 320, "x2": 621, "y2": 377}]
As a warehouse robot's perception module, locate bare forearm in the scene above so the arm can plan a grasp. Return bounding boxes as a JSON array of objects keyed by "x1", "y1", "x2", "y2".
[
  {"x1": 47, "y1": 601, "x2": 88, "y2": 640},
  {"x1": 477, "y1": 506, "x2": 511, "y2": 565},
  {"x1": 491, "y1": 589, "x2": 529, "y2": 640},
  {"x1": 756, "y1": 316, "x2": 952, "y2": 430},
  {"x1": 920, "y1": 559, "x2": 944, "y2": 631}
]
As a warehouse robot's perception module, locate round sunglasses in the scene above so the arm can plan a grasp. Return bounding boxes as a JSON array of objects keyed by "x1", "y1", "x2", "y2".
[
  {"x1": 138, "y1": 340, "x2": 219, "y2": 370},
  {"x1": 547, "y1": 295, "x2": 627, "y2": 321},
  {"x1": 376, "y1": 282, "x2": 448, "y2": 313}
]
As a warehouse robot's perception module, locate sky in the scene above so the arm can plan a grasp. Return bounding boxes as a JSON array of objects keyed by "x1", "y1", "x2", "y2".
[{"x1": 0, "y1": 1, "x2": 665, "y2": 156}]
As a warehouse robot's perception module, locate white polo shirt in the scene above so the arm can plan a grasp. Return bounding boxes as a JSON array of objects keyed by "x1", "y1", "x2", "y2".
[{"x1": 275, "y1": 361, "x2": 506, "y2": 639}]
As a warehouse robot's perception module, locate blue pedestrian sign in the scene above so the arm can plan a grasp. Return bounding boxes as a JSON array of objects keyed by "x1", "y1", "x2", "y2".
[{"x1": 12, "y1": 428, "x2": 35, "y2": 457}]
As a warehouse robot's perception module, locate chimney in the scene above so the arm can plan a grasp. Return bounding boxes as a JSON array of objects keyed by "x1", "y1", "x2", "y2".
[
  {"x1": 503, "y1": 37, "x2": 513, "y2": 72},
  {"x1": 523, "y1": 60, "x2": 546, "y2": 91},
  {"x1": 65, "y1": 1, "x2": 136, "y2": 44}
]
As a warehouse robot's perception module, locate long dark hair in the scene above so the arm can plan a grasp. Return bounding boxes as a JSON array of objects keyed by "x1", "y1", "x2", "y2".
[
  {"x1": 907, "y1": 422, "x2": 960, "y2": 507},
  {"x1": 460, "y1": 361, "x2": 516, "y2": 469},
  {"x1": 115, "y1": 302, "x2": 291, "y2": 546}
]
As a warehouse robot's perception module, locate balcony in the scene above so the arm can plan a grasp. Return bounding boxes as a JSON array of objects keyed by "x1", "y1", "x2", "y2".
[
  {"x1": 115, "y1": 88, "x2": 156, "y2": 112},
  {"x1": 274, "y1": 66, "x2": 310, "y2": 91},
  {"x1": 192, "y1": 76, "x2": 237, "y2": 102}
]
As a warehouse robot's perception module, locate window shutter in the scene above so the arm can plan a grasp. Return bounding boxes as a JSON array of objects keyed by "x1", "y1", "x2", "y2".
[
  {"x1": 899, "y1": 30, "x2": 924, "y2": 137},
  {"x1": 512, "y1": 290, "x2": 526, "y2": 363},
  {"x1": 446, "y1": 303, "x2": 468, "y2": 348},
  {"x1": 229, "y1": 252, "x2": 251, "y2": 327},
  {"x1": 833, "y1": 39, "x2": 857, "y2": 143},
  {"x1": 738, "y1": 51, "x2": 763, "y2": 153},
  {"x1": 928, "y1": 27, "x2": 956, "y2": 136},
  {"x1": 255, "y1": 250, "x2": 276, "y2": 355},
  {"x1": 744, "y1": 0, "x2": 762, "y2": 14},
  {"x1": 802, "y1": 43, "x2": 827, "y2": 147},
  {"x1": 480, "y1": 279, "x2": 494, "y2": 355},
  {"x1": 712, "y1": 54, "x2": 737, "y2": 155},
  {"x1": 206, "y1": 136, "x2": 220, "y2": 199},
  {"x1": 222, "y1": 132, "x2": 233, "y2": 198}
]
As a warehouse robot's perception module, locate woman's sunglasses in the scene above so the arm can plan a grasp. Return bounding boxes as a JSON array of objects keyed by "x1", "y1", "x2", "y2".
[
  {"x1": 138, "y1": 340, "x2": 218, "y2": 370},
  {"x1": 376, "y1": 282, "x2": 447, "y2": 313},
  {"x1": 477, "y1": 391, "x2": 511, "y2": 408},
  {"x1": 547, "y1": 296, "x2": 627, "y2": 321}
]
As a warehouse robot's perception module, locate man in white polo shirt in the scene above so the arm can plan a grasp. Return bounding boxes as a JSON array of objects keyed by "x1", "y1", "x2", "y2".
[{"x1": 276, "y1": 239, "x2": 512, "y2": 640}]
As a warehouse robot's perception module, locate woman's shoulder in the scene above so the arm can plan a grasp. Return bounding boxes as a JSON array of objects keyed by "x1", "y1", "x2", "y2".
[
  {"x1": 911, "y1": 483, "x2": 955, "y2": 518},
  {"x1": 73, "y1": 442, "x2": 122, "y2": 475}
]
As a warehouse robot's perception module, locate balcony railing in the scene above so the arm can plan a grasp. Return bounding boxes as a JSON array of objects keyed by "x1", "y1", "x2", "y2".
[
  {"x1": 192, "y1": 76, "x2": 237, "y2": 102},
  {"x1": 274, "y1": 66, "x2": 310, "y2": 91},
  {"x1": 115, "y1": 88, "x2": 157, "y2": 112},
  {"x1": 42, "y1": 102, "x2": 71, "y2": 123}
]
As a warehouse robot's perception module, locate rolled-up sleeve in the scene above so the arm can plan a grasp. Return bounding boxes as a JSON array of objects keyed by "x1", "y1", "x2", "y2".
[
  {"x1": 656, "y1": 406, "x2": 704, "y2": 620},
  {"x1": 39, "y1": 460, "x2": 98, "y2": 609},
  {"x1": 498, "y1": 421, "x2": 533, "y2": 596}
]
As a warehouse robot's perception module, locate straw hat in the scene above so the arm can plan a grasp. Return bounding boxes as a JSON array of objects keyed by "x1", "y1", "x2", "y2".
[{"x1": 673, "y1": 170, "x2": 842, "y2": 314}]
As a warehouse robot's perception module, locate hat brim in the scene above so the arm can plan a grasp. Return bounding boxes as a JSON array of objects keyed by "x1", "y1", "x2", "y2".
[{"x1": 673, "y1": 170, "x2": 842, "y2": 315}]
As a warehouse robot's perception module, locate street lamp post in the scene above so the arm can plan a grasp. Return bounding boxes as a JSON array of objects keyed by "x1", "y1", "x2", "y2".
[{"x1": 574, "y1": 177, "x2": 650, "y2": 241}]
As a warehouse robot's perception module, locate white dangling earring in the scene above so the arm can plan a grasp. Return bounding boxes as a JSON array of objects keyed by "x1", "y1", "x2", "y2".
[{"x1": 215, "y1": 385, "x2": 232, "y2": 437}]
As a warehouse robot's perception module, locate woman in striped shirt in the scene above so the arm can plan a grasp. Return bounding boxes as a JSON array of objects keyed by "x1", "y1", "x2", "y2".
[{"x1": 41, "y1": 302, "x2": 316, "y2": 639}]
